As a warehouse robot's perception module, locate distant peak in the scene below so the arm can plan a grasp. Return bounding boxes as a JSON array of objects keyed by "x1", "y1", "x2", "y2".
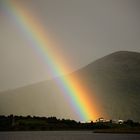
[{"x1": 110, "y1": 51, "x2": 140, "y2": 56}]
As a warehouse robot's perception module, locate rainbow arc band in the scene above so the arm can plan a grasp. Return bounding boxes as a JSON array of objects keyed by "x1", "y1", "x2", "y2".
[{"x1": 3, "y1": 0, "x2": 100, "y2": 121}]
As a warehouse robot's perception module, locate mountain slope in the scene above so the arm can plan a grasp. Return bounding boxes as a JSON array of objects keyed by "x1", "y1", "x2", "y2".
[
  {"x1": 74, "y1": 51, "x2": 140, "y2": 121},
  {"x1": 0, "y1": 51, "x2": 140, "y2": 121}
]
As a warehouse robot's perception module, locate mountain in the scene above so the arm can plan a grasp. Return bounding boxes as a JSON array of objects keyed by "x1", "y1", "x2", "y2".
[
  {"x1": 0, "y1": 51, "x2": 140, "y2": 121},
  {"x1": 74, "y1": 51, "x2": 140, "y2": 121}
]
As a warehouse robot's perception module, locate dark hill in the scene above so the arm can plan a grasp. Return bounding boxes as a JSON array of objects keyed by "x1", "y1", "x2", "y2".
[
  {"x1": 73, "y1": 51, "x2": 140, "y2": 121},
  {"x1": 0, "y1": 51, "x2": 140, "y2": 121}
]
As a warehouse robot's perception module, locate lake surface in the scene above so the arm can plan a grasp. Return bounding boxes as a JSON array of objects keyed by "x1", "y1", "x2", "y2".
[{"x1": 0, "y1": 131, "x2": 140, "y2": 140}]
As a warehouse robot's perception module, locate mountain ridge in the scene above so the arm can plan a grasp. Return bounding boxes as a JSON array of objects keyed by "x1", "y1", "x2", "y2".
[{"x1": 0, "y1": 51, "x2": 140, "y2": 121}]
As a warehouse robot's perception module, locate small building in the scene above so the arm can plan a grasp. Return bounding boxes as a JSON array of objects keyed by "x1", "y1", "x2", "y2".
[
  {"x1": 96, "y1": 117, "x2": 105, "y2": 122},
  {"x1": 118, "y1": 119, "x2": 124, "y2": 124}
]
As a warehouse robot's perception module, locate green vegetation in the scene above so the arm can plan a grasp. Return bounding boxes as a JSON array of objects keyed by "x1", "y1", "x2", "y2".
[{"x1": 0, "y1": 115, "x2": 140, "y2": 133}]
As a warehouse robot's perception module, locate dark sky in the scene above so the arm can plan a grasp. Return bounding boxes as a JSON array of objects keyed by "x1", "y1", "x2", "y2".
[{"x1": 0, "y1": 0, "x2": 140, "y2": 91}]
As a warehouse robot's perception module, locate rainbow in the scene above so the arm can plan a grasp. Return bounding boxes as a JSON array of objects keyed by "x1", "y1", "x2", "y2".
[{"x1": 2, "y1": 0, "x2": 100, "y2": 121}]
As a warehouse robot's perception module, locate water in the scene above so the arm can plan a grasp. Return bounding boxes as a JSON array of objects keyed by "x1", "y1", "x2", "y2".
[{"x1": 0, "y1": 131, "x2": 140, "y2": 140}]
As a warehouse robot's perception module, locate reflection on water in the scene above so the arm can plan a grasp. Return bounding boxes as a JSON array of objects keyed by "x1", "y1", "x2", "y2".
[{"x1": 0, "y1": 131, "x2": 140, "y2": 140}]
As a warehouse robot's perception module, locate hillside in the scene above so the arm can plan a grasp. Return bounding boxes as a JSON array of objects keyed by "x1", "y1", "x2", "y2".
[
  {"x1": 0, "y1": 51, "x2": 140, "y2": 121},
  {"x1": 74, "y1": 51, "x2": 140, "y2": 121}
]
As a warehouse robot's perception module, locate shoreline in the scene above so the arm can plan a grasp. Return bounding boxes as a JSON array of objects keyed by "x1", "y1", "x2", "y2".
[{"x1": 0, "y1": 129, "x2": 140, "y2": 134}]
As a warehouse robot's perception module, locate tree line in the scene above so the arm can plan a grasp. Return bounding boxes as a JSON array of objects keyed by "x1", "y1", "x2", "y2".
[{"x1": 0, "y1": 115, "x2": 140, "y2": 131}]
